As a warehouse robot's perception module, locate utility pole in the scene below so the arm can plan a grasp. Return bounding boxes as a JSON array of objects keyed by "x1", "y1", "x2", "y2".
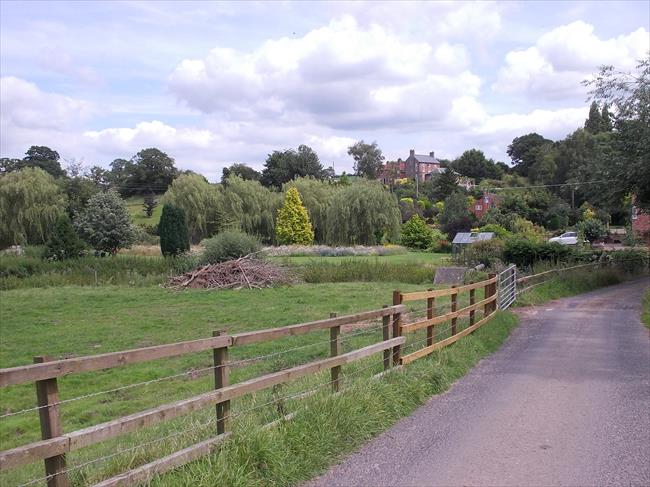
[{"x1": 415, "y1": 161, "x2": 419, "y2": 199}]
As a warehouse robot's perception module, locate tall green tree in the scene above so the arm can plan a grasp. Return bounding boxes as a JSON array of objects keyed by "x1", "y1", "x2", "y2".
[
  {"x1": 261, "y1": 145, "x2": 325, "y2": 188},
  {"x1": 44, "y1": 214, "x2": 85, "y2": 260},
  {"x1": 583, "y1": 57, "x2": 650, "y2": 210},
  {"x1": 439, "y1": 191, "x2": 474, "y2": 238},
  {"x1": 74, "y1": 191, "x2": 135, "y2": 254},
  {"x1": 23, "y1": 146, "x2": 65, "y2": 178},
  {"x1": 348, "y1": 140, "x2": 385, "y2": 179},
  {"x1": 162, "y1": 173, "x2": 223, "y2": 242},
  {"x1": 222, "y1": 176, "x2": 282, "y2": 243},
  {"x1": 284, "y1": 177, "x2": 337, "y2": 243},
  {"x1": 159, "y1": 204, "x2": 190, "y2": 256},
  {"x1": 426, "y1": 169, "x2": 459, "y2": 202},
  {"x1": 507, "y1": 133, "x2": 553, "y2": 177},
  {"x1": 221, "y1": 163, "x2": 261, "y2": 183},
  {"x1": 451, "y1": 149, "x2": 503, "y2": 182},
  {"x1": 326, "y1": 180, "x2": 401, "y2": 245},
  {"x1": 275, "y1": 187, "x2": 314, "y2": 245},
  {"x1": 584, "y1": 101, "x2": 604, "y2": 133},
  {"x1": 0, "y1": 167, "x2": 67, "y2": 246}
]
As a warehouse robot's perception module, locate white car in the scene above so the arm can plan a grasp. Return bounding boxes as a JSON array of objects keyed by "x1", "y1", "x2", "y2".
[{"x1": 548, "y1": 232, "x2": 578, "y2": 245}]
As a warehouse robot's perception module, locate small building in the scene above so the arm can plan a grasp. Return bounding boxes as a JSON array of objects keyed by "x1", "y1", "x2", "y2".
[
  {"x1": 471, "y1": 192, "x2": 500, "y2": 220},
  {"x1": 451, "y1": 232, "x2": 494, "y2": 258}
]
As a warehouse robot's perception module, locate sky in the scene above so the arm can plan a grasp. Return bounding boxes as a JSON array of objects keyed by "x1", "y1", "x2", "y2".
[{"x1": 1, "y1": 1, "x2": 648, "y2": 181}]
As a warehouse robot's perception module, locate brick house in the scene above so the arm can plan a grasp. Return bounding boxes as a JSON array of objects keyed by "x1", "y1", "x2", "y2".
[
  {"x1": 379, "y1": 160, "x2": 406, "y2": 185},
  {"x1": 631, "y1": 198, "x2": 650, "y2": 244},
  {"x1": 403, "y1": 149, "x2": 444, "y2": 180},
  {"x1": 471, "y1": 192, "x2": 500, "y2": 220}
]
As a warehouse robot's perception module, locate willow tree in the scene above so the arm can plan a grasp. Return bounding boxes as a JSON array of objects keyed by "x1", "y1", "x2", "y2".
[
  {"x1": 0, "y1": 167, "x2": 67, "y2": 246},
  {"x1": 221, "y1": 176, "x2": 282, "y2": 243},
  {"x1": 326, "y1": 180, "x2": 401, "y2": 245},
  {"x1": 162, "y1": 174, "x2": 223, "y2": 242},
  {"x1": 284, "y1": 177, "x2": 337, "y2": 244}
]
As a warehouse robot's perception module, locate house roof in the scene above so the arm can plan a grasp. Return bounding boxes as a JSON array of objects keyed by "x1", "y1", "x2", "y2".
[
  {"x1": 451, "y1": 232, "x2": 494, "y2": 244},
  {"x1": 413, "y1": 154, "x2": 440, "y2": 164}
]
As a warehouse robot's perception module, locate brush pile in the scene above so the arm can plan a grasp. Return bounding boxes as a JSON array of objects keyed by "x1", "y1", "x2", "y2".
[{"x1": 166, "y1": 256, "x2": 292, "y2": 290}]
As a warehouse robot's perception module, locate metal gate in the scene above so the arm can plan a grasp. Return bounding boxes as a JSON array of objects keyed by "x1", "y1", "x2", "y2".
[{"x1": 497, "y1": 264, "x2": 517, "y2": 310}]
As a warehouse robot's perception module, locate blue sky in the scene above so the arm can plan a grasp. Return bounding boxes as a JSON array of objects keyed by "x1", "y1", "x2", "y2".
[{"x1": 1, "y1": 1, "x2": 648, "y2": 180}]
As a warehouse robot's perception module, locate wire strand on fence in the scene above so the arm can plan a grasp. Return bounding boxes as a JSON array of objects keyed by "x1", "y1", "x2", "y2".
[
  {"x1": 17, "y1": 354, "x2": 390, "y2": 487},
  {"x1": 1, "y1": 322, "x2": 392, "y2": 420}
]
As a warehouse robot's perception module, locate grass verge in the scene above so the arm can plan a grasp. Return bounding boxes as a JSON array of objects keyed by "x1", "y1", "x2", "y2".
[
  {"x1": 642, "y1": 288, "x2": 650, "y2": 329},
  {"x1": 514, "y1": 267, "x2": 643, "y2": 307},
  {"x1": 150, "y1": 312, "x2": 519, "y2": 486}
]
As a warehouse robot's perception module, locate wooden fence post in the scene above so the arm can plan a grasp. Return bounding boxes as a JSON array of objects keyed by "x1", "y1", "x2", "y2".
[
  {"x1": 34, "y1": 356, "x2": 69, "y2": 487},
  {"x1": 392, "y1": 291, "x2": 402, "y2": 366},
  {"x1": 382, "y1": 305, "x2": 391, "y2": 371},
  {"x1": 329, "y1": 312, "x2": 341, "y2": 393},
  {"x1": 450, "y1": 286, "x2": 458, "y2": 335},
  {"x1": 469, "y1": 282, "x2": 475, "y2": 326},
  {"x1": 426, "y1": 289, "x2": 435, "y2": 346},
  {"x1": 489, "y1": 273, "x2": 497, "y2": 313},
  {"x1": 213, "y1": 330, "x2": 229, "y2": 435}
]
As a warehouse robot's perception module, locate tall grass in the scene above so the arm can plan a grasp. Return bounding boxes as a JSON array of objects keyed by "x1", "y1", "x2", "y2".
[
  {"x1": 299, "y1": 260, "x2": 435, "y2": 284},
  {"x1": 515, "y1": 265, "x2": 647, "y2": 307},
  {"x1": 642, "y1": 289, "x2": 650, "y2": 330},
  {"x1": 0, "y1": 254, "x2": 197, "y2": 290}
]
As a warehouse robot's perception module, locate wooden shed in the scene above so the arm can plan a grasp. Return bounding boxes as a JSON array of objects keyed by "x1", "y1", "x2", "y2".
[{"x1": 451, "y1": 232, "x2": 494, "y2": 258}]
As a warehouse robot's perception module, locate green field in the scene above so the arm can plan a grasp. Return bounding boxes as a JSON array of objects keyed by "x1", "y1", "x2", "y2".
[
  {"x1": 125, "y1": 195, "x2": 162, "y2": 226},
  {"x1": 1, "y1": 267, "x2": 502, "y2": 486}
]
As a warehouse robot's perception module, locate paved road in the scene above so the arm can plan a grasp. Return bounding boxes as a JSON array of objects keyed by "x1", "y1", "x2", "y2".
[{"x1": 307, "y1": 279, "x2": 650, "y2": 487}]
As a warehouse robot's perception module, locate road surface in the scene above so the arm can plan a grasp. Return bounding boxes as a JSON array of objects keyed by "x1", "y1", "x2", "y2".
[{"x1": 307, "y1": 279, "x2": 650, "y2": 487}]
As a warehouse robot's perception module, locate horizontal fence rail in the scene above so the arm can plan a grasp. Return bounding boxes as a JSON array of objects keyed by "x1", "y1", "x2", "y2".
[{"x1": 0, "y1": 277, "x2": 504, "y2": 486}]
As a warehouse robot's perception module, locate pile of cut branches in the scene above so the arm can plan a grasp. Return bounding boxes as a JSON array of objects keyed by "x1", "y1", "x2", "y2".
[{"x1": 165, "y1": 256, "x2": 292, "y2": 290}]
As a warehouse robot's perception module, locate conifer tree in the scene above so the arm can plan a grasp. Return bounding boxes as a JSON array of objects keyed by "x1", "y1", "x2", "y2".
[
  {"x1": 584, "y1": 101, "x2": 603, "y2": 133},
  {"x1": 275, "y1": 187, "x2": 314, "y2": 245},
  {"x1": 159, "y1": 204, "x2": 190, "y2": 256},
  {"x1": 44, "y1": 214, "x2": 85, "y2": 260}
]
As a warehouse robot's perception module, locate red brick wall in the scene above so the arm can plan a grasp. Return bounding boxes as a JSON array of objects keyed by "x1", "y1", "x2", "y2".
[{"x1": 632, "y1": 206, "x2": 650, "y2": 244}]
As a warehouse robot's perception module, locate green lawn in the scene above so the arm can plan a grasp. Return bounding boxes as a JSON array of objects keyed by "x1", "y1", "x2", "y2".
[
  {"x1": 125, "y1": 195, "x2": 162, "y2": 226},
  {"x1": 0, "y1": 281, "x2": 512, "y2": 485}
]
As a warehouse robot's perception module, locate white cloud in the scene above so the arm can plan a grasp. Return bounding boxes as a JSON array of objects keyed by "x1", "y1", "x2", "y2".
[
  {"x1": 83, "y1": 120, "x2": 216, "y2": 153},
  {"x1": 494, "y1": 21, "x2": 649, "y2": 99},
  {"x1": 0, "y1": 76, "x2": 94, "y2": 130},
  {"x1": 168, "y1": 15, "x2": 481, "y2": 130}
]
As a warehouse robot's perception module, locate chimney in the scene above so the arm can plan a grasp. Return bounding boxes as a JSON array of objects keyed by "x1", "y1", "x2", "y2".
[
  {"x1": 410, "y1": 149, "x2": 415, "y2": 157},
  {"x1": 429, "y1": 151, "x2": 435, "y2": 158}
]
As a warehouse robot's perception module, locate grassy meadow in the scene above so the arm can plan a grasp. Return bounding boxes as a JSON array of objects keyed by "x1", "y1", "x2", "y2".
[{"x1": 5, "y1": 245, "x2": 643, "y2": 486}]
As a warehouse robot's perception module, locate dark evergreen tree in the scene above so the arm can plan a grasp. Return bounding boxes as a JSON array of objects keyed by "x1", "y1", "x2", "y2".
[
  {"x1": 143, "y1": 193, "x2": 158, "y2": 217},
  {"x1": 44, "y1": 214, "x2": 85, "y2": 260},
  {"x1": 600, "y1": 104, "x2": 613, "y2": 132},
  {"x1": 159, "y1": 204, "x2": 190, "y2": 256},
  {"x1": 584, "y1": 101, "x2": 604, "y2": 133}
]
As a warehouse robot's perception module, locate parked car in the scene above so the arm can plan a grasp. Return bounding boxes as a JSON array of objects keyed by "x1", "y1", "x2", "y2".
[{"x1": 548, "y1": 231, "x2": 578, "y2": 245}]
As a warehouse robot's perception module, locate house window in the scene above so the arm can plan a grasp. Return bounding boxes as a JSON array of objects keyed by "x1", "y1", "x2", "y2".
[
  {"x1": 632, "y1": 207, "x2": 638, "y2": 220},
  {"x1": 476, "y1": 204, "x2": 482, "y2": 211}
]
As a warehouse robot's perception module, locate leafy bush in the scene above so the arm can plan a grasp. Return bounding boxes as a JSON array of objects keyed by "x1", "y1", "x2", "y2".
[
  {"x1": 132, "y1": 226, "x2": 160, "y2": 246},
  {"x1": 536, "y1": 242, "x2": 573, "y2": 264},
  {"x1": 578, "y1": 218, "x2": 607, "y2": 243},
  {"x1": 276, "y1": 187, "x2": 314, "y2": 245},
  {"x1": 400, "y1": 215, "x2": 433, "y2": 250},
  {"x1": 44, "y1": 215, "x2": 85, "y2": 260},
  {"x1": 75, "y1": 191, "x2": 135, "y2": 254},
  {"x1": 610, "y1": 249, "x2": 649, "y2": 274},
  {"x1": 478, "y1": 223, "x2": 512, "y2": 239},
  {"x1": 463, "y1": 239, "x2": 505, "y2": 267},
  {"x1": 201, "y1": 230, "x2": 261, "y2": 264},
  {"x1": 159, "y1": 204, "x2": 190, "y2": 256},
  {"x1": 503, "y1": 238, "x2": 539, "y2": 268}
]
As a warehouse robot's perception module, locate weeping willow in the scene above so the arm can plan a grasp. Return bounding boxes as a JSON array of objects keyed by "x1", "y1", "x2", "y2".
[
  {"x1": 0, "y1": 167, "x2": 67, "y2": 246},
  {"x1": 326, "y1": 180, "x2": 401, "y2": 245},
  {"x1": 221, "y1": 176, "x2": 282, "y2": 243},
  {"x1": 284, "y1": 177, "x2": 338, "y2": 244},
  {"x1": 162, "y1": 174, "x2": 224, "y2": 243}
]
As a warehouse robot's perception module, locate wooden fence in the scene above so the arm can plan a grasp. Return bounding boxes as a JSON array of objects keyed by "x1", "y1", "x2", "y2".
[{"x1": 0, "y1": 275, "x2": 499, "y2": 487}]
